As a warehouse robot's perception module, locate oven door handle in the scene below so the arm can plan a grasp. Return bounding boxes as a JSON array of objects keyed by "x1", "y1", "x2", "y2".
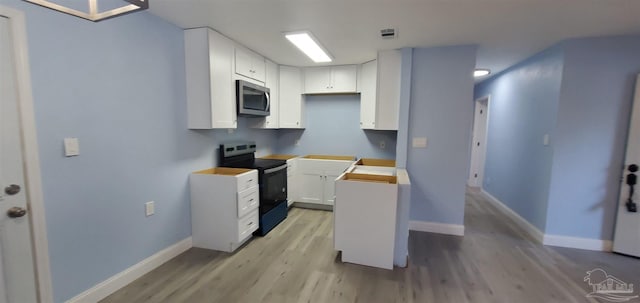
[{"x1": 264, "y1": 164, "x2": 287, "y2": 174}]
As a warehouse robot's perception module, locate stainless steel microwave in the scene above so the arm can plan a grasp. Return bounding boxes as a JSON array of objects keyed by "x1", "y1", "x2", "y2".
[{"x1": 236, "y1": 80, "x2": 270, "y2": 117}]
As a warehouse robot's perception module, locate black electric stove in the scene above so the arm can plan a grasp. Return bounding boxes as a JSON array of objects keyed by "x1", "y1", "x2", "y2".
[{"x1": 219, "y1": 141, "x2": 288, "y2": 236}]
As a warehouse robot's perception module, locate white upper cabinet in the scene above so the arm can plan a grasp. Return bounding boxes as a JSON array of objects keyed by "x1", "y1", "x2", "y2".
[
  {"x1": 250, "y1": 60, "x2": 279, "y2": 129},
  {"x1": 235, "y1": 47, "x2": 266, "y2": 83},
  {"x1": 184, "y1": 28, "x2": 237, "y2": 129},
  {"x1": 303, "y1": 65, "x2": 358, "y2": 94},
  {"x1": 359, "y1": 60, "x2": 377, "y2": 129},
  {"x1": 279, "y1": 66, "x2": 305, "y2": 128},
  {"x1": 359, "y1": 50, "x2": 402, "y2": 130}
]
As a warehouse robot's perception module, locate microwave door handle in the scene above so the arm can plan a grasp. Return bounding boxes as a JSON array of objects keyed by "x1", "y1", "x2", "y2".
[{"x1": 265, "y1": 91, "x2": 270, "y2": 112}]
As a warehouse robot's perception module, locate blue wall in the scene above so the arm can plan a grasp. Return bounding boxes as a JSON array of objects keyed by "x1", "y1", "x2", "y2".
[
  {"x1": 0, "y1": 2, "x2": 276, "y2": 301},
  {"x1": 546, "y1": 36, "x2": 640, "y2": 240},
  {"x1": 474, "y1": 46, "x2": 564, "y2": 231},
  {"x1": 276, "y1": 94, "x2": 397, "y2": 159},
  {"x1": 406, "y1": 46, "x2": 477, "y2": 224}
]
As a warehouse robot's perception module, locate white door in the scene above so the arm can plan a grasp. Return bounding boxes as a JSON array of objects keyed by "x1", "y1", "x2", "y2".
[
  {"x1": 329, "y1": 65, "x2": 357, "y2": 93},
  {"x1": 468, "y1": 96, "x2": 489, "y2": 187},
  {"x1": 298, "y1": 171, "x2": 324, "y2": 204},
  {"x1": 0, "y1": 16, "x2": 38, "y2": 303},
  {"x1": 613, "y1": 75, "x2": 640, "y2": 257},
  {"x1": 303, "y1": 67, "x2": 331, "y2": 94},
  {"x1": 322, "y1": 172, "x2": 341, "y2": 206}
]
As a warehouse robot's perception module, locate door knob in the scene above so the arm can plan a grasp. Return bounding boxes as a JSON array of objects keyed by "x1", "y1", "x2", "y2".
[
  {"x1": 7, "y1": 207, "x2": 27, "y2": 218},
  {"x1": 4, "y1": 184, "x2": 20, "y2": 195}
]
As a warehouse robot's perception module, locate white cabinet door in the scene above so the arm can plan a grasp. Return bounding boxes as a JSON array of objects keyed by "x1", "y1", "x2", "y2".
[
  {"x1": 235, "y1": 47, "x2": 265, "y2": 82},
  {"x1": 251, "y1": 60, "x2": 279, "y2": 129},
  {"x1": 185, "y1": 28, "x2": 237, "y2": 129},
  {"x1": 304, "y1": 67, "x2": 331, "y2": 94},
  {"x1": 330, "y1": 65, "x2": 358, "y2": 93},
  {"x1": 359, "y1": 60, "x2": 377, "y2": 129},
  {"x1": 375, "y1": 50, "x2": 401, "y2": 130},
  {"x1": 279, "y1": 66, "x2": 305, "y2": 128},
  {"x1": 322, "y1": 172, "x2": 342, "y2": 205},
  {"x1": 298, "y1": 171, "x2": 324, "y2": 204}
]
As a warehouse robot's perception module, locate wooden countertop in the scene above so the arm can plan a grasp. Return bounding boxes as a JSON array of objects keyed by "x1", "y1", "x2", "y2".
[
  {"x1": 302, "y1": 154, "x2": 356, "y2": 161},
  {"x1": 260, "y1": 154, "x2": 299, "y2": 160}
]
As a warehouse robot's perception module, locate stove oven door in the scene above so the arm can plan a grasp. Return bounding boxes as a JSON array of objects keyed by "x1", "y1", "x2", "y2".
[{"x1": 261, "y1": 164, "x2": 288, "y2": 204}]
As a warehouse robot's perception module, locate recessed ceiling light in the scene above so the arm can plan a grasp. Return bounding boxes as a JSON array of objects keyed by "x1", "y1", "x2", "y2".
[
  {"x1": 284, "y1": 31, "x2": 332, "y2": 63},
  {"x1": 474, "y1": 69, "x2": 491, "y2": 77}
]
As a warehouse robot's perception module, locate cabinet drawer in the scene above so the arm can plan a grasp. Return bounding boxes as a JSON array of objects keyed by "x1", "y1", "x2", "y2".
[
  {"x1": 237, "y1": 186, "x2": 259, "y2": 218},
  {"x1": 238, "y1": 210, "x2": 259, "y2": 242},
  {"x1": 237, "y1": 171, "x2": 258, "y2": 192}
]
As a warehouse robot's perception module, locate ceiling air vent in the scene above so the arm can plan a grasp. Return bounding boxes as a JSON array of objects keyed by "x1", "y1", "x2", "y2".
[{"x1": 380, "y1": 28, "x2": 397, "y2": 39}]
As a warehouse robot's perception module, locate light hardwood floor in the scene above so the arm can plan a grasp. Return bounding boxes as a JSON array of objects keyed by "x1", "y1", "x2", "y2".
[{"x1": 102, "y1": 190, "x2": 640, "y2": 302}]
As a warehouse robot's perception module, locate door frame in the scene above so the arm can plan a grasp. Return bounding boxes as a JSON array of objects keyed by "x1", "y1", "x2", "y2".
[
  {"x1": 0, "y1": 5, "x2": 53, "y2": 302},
  {"x1": 468, "y1": 95, "x2": 490, "y2": 188}
]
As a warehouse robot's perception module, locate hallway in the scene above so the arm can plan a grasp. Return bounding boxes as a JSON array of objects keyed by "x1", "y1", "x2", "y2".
[{"x1": 102, "y1": 190, "x2": 639, "y2": 302}]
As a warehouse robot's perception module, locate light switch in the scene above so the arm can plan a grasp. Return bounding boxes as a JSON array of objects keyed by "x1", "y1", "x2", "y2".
[
  {"x1": 64, "y1": 137, "x2": 80, "y2": 157},
  {"x1": 543, "y1": 134, "x2": 550, "y2": 146},
  {"x1": 413, "y1": 137, "x2": 427, "y2": 148}
]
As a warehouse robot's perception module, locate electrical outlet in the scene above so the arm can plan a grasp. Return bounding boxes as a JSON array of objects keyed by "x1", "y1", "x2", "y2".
[
  {"x1": 145, "y1": 201, "x2": 155, "y2": 217},
  {"x1": 295, "y1": 139, "x2": 300, "y2": 146},
  {"x1": 64, "y1": 137, "x2": 80, "y2": 157},
  {"x1": 379, "y1": 141, "x2": 386, "y2": 149},
  {"x1": 227, "y1": 128, "x2": 234, "y2": 134},
  {"x1": 412, "y1": 137, "x2": 427, "y2": 148}
]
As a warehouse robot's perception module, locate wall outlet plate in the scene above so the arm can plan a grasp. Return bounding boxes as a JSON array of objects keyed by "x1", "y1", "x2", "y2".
[
  {"x1": 412, "y1": 137, "x2": 427, "y2": 148},
  {"x1": 145, "y1": 201, "x2": 155, "y2": 217},
  {"x1": 64, "y1": 137, "x2": 80, "y2": 157}
]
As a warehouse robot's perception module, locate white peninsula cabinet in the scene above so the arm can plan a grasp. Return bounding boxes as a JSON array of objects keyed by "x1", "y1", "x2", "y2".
[
  {"x1": 334, "y1": 172, "x2": 398, "y2": 269},
  {"x1": 304, "y1": 65, "x2": 358, "y2": 94},
  {"x1": 279, "y1": 66, "x2": 305, "y2": 128},
  {"x1": 296, "y1": 155, "x2": 355, "y2": 208},
  {"x1": 184, "y1": 28, "x2": 237, "y2": 129},
  {"x1": 190, "y1": 168, "x2": 259, "y2": 252},
  {"x1": 359, "y1": 50, "x2": 402, "y2": 130}
]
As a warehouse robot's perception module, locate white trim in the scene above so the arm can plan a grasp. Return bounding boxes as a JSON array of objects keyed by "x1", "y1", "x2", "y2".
[
  {"x1": 409, "y1": 220, "x2": 465, "y2": 236},
  {"x1": 0, "y1": 5, "x2": 54, "y2": 303},
  {"x1": 467, "y1": 95, "x2": 490, "y2": 187},
  {"x1": 481, "y1": 189, "x2": 545, "y2": 243},
  {"x1": 66, "y1": 237, "x2": 192, "y2": 303},
  {"x1": 481, "y1": 190, "x2": 613, "y2": 252},
  {"x1": 543, "y1": 235, "x2": 613, "y2": 252}
]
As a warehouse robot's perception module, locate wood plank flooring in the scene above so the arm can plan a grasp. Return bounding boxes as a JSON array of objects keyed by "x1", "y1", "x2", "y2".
[{"x1": 102, "y1": 190, "x2": 640, "y2": 302}]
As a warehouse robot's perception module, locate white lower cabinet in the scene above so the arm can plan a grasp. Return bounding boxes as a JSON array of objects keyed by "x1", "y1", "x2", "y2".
[
  {"x1": 334, "y1": 172, "x2": 399, "y2": 270},
  {"x1": 296, "y1": 156, "x2": 355, "y2": 206},
  {"x1": 190, "y1": 168, "x2": 259, "y2": 252},
  {"x1": 287, "y1": 158, "x2": 297, "y2": 207}
]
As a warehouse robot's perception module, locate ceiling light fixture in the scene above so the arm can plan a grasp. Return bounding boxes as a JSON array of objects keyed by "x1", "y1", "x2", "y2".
[
  {"x1": 24, "y1": 0, "x2": 149, "y2": 22},
  {"x1": 474, "y1": 69, "x2": 491, "y2": 78},
  {"x1": 284, "y1": 31, "x2": 332, "y2": 63}
]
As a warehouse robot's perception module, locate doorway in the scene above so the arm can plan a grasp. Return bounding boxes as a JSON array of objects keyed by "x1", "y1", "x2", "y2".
[
  {"x1": 0, "y1": 5, "x2": 52, "y2": 302},
  {"x1": 468, "y1": 96, "x2": 490, "y2": 188}
]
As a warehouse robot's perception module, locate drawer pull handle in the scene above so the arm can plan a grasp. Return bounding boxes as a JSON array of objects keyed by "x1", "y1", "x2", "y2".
[
  {"x1": 249, "y1": 199, "x2": 254, "y2": 202},
  {"x1": 248, "y1": 179, "x2": 253, "y2": 182},
  {"x1": 247, "y1": 222, "x2": 253, "y2": 226}
]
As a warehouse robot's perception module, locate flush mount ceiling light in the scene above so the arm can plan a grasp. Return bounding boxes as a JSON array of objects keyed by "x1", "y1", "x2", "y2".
[
  {"x1": 24, "y1": 0, "x2": 149, "y2": 22},
  {"x1": 284, "y1": 31, "x2": 332, "y2": 63},
  {"x1": 474, "y1": 69, "x2": 491, "y2": 78}
]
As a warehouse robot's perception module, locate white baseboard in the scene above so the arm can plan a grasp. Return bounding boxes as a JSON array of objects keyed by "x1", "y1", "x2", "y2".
[
  {"x1": 409, "y1": 220, "x2": 465, "y2": 236},
  {"x1": 543, "y1": 235, "x2": 613, "y2": 252},
  {"x1": 66, "y1": 237, "x2": 193, "y2": 303},
  {"x1": 480, "y1": 189, "x2": 612, "y2": 252},
  {"x1": 481, "y1": 189, "x2": 545, "y2": 243}
]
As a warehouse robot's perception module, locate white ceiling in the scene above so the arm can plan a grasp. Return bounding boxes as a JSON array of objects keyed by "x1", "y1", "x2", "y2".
[{"x1": 149, "y1": 0, "x2": 640, "y2": 77}]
